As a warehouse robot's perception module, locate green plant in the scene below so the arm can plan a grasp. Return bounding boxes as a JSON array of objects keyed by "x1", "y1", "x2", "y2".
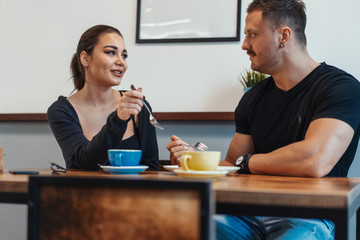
[{"x1": 238, "y1": 69, "x2": 268, "y2": 88}]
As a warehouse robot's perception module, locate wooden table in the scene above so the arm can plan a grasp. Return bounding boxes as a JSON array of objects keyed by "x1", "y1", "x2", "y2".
[
  {"x1": 214, "y1": 174, "x2": 360, "y2": 240},
  {"x1": 1, "y1": 169, "x2": 360, "y2": 239}
]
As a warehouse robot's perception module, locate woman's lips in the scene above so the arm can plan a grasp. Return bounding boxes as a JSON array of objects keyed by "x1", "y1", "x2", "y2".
[{"x1": 111, "y1": 70, "x2": 123, "y2": 77}]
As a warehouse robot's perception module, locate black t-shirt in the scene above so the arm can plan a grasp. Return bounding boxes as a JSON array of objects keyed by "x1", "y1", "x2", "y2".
[{"x1": 235, "y1": 63, "x2": 360, "y2": 177}]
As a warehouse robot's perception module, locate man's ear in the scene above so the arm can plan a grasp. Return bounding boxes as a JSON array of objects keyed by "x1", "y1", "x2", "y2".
[
  {"x1": 80, "y1": 51, "x2": 89, "y2": 67},
  {"x1": 279, "y1": 27, "x2": 291, "y2": 47}
]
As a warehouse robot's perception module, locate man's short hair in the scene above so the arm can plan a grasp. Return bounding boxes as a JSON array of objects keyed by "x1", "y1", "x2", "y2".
[{"x1": 247, "y1": 0, "x2": 307, "y2": 46}]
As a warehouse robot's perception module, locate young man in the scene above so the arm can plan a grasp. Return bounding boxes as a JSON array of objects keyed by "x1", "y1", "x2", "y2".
[{"x1": 167, "y1": 0, "x2": 360, "y2": 239}]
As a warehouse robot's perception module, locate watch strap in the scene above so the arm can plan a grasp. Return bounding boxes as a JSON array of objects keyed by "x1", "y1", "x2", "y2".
[{"x1": 236, "y1": 154, "x2": 253, "y2": 174}]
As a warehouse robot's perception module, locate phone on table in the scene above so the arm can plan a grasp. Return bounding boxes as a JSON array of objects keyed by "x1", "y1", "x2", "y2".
[{"x1": 9, "y1": 169, "x2": 39, "y2": 175}]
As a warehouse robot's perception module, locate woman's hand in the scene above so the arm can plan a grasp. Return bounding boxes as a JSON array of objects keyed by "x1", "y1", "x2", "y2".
[
  {"x1": 166, "y1": 135, "x2": 194, "y2": 165},
  {"x1": 117, "y1": 87, "x2": 144, "y2": 121}
]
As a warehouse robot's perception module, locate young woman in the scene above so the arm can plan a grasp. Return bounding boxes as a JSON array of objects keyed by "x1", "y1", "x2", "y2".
[{"x1": 47, "y1": 25, "x2": 159, "y2": 170}]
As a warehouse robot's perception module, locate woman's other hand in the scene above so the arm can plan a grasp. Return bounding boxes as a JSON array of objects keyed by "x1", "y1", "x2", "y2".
[{"x1": 166, "y1": 135, "x2": 194, "y2": 165}]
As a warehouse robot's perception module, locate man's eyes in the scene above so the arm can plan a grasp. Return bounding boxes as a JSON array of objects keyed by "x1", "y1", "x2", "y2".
[{"x1": 246, "y1": 33, "x2": 256, "y2": 38}]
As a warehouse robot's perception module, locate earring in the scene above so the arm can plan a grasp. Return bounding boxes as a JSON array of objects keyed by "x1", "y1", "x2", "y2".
[{"x1": 280, "y1": 42, "x2": 285, "y2": 48}]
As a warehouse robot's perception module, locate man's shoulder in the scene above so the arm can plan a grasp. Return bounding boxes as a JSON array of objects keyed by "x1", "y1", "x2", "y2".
[
  {"x1": 318, "y1": 63, "x2": 358, "y2": 81},
  {"x1": 308, "y1": 63, "x2": 360, "y2": 94}
]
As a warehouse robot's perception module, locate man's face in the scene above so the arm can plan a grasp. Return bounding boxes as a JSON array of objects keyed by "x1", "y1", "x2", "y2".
[{"x1": 242, "y1": 10, "x2": 281, "y2": 74}]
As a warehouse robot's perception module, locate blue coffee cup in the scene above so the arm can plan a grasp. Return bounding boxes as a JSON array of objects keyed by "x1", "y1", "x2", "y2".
[{"x1": 107, "y1": 149, "x2": 142, "y2": 167}]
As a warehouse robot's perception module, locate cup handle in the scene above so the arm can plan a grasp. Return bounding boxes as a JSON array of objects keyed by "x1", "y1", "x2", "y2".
[
  {"x1": 115, "y1": 153, "x2": 123, "y2": 166},
  {"x1": 182, "y1": 155, "x2": 191, "y2": 171}
]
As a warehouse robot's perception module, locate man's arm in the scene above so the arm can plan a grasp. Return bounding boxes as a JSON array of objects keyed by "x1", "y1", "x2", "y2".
[
  {"x1": 221, "y1": 133, "x2": 255, "y2": 166},
  {"x1": 249, "y1": 118, "x2": 354, "y2": 177}
]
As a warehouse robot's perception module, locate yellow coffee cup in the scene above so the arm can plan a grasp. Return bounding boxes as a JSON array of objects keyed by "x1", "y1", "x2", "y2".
[{"x1": 180, "y1": 151, "x2": 221, "y2": 171}]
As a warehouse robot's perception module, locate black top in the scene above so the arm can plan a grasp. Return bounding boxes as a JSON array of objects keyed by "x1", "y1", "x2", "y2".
[
  {"x1": 235, "y1": 63, "x2": 360, "y2": 177},
  {"x1": 47, "y1": 92, "x2": 159, "y2": 171},
  {"x1": 115, "y1": 114, "x2": 140, "y2": 150}
]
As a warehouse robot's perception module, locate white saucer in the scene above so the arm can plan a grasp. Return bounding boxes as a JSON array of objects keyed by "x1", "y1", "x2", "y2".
[
  {"x1": 163, "y1": 165, "x2": 181, "y2": 171},
  {"x1": 99, "y1": 165, "x2": 148, "y2": 174},
  {"x1": 163, "y1": 165, "x2": 239, "y2": 174},
  {"x1": 173, "y1": 169, "x2": 228, "y2": 179},
  {"x1": 217, "y1": 166, "x2": 240, "y2": 173}
]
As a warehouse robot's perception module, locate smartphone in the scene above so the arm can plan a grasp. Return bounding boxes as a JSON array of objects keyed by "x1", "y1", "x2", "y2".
[{"x1": 9, "y1": 169, "x2": 39, "y2": 175}]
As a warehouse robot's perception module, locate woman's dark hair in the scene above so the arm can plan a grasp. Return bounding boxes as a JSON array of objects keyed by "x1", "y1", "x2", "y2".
[
  {"x1": 70, "y1": 25, "x2": 123, "y2": 91},
  {"x1": 247, "y1": 0, "x2": 307, "y2": 47}
]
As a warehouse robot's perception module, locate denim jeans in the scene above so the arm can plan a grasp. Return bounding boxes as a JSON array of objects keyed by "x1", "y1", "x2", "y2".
[{"x1": 215, "y1": 215, "x2": 334, "y2": 240}]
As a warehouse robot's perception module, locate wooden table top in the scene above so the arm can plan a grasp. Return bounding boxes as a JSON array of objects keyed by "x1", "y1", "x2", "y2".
[
  {"x1": 1, "y1": 169, "x2": 360, "y2": 209},
  {"x1": 0, "y1": 169, "x2": 176, "y2": 193},
  {"x1": 213, "y1": 174, "x2": 360, "y2": 209}
]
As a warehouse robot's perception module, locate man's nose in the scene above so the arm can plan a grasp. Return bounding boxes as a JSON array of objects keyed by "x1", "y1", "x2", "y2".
[{"x1": 242, "y1": 38, "x2": 249, "y2": 50}]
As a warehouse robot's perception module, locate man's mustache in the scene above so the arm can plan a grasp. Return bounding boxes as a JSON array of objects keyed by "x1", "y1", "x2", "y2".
[{"x1": 247, "y1": 50, "x2": 256, "y2": 56}]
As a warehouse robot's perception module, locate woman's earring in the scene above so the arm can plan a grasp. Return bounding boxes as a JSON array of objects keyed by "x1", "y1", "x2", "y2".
[{"x1": 280, "y1": 42, "x2": 285, "y2": 48}]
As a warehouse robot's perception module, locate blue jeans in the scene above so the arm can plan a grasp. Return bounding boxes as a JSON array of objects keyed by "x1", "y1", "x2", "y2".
[{"x1": 215, "y1": 215, "x2": 334, "y2": 240}]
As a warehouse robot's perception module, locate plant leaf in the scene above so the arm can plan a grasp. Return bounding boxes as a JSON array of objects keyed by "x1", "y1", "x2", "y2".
[{"x1": 238, "y1": 69, "x2": 269, "y2": 88}]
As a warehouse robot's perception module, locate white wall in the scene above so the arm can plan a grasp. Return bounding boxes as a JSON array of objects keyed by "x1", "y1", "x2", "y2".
[
  {"x1": 0, "y1": 0, "x2": 244, "y2": 113},
  {"x1": 0, "y1": 0, "x2": 359, "y2": 113}
]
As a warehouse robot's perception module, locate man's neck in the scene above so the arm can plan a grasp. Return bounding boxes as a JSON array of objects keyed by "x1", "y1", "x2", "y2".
[{"x1": 272, "y1": 49, "x2": 320, "y2": 91}]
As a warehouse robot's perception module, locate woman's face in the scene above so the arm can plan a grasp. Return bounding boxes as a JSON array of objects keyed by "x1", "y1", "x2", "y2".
[{"x1": 83, "y1": 32, "x2": 128, "y2": 88}]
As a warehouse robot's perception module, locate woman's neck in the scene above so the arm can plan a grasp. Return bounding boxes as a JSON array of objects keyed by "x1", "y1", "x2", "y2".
[{"x1": 69, "y1": 84, "x2": 119, "y2": 110}]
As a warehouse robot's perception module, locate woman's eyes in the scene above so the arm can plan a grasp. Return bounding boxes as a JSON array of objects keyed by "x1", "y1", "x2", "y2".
[
  {"x1": 105, "y1": 50, "x2": 116, "y2": 56},
  {"x1": 105, "y1": 51, "x2": 128, "y2": 59}
]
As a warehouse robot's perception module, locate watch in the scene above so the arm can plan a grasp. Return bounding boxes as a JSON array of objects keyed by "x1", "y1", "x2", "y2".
[{"x1": 235, "y1": 154, "x2": 253, "y2": 174}]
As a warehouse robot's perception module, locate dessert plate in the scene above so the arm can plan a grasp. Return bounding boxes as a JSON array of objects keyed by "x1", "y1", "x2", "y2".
[
  {"x1": 173, "y1": 169, "x2": 228, "y2": 179},
  {"x1": 163, "y1": 165, "x2": 181, "y2": 171},
  {"x1": 99, "y1": 165, "x2": 148, "y2": 174}
]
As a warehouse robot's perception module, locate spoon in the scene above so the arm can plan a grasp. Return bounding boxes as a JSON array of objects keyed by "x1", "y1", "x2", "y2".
[{"x1": 130, "y1": 85, "x2": 164, "y2": 130}]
